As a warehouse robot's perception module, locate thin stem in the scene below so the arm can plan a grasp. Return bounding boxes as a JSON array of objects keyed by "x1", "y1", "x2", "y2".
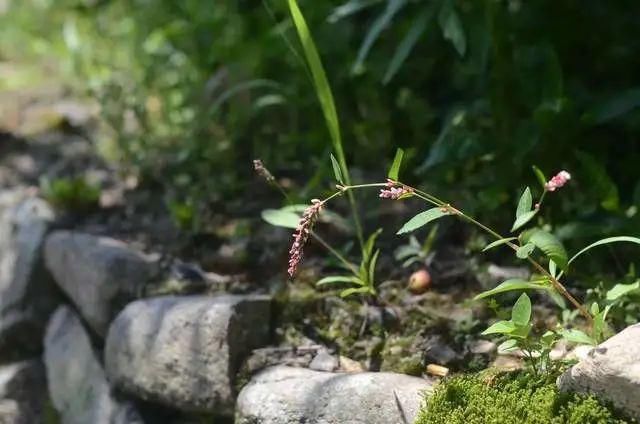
[{"x1": 310, "y1": 230, "x2": 358, "y2": 275}]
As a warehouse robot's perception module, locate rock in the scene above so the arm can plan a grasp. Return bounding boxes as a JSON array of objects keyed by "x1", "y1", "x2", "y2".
[
  {"x1": 236, "y1": 366, "x2": 434, "y2": 424},
  {"x1": 0, "y1": 192, "x2": 60, "y2": 359},
  {"x1": 105, "y1": 295, "x2": 271, "y2": 415},
  {"x1": 44, "y1": 231, "x2": 159, "y2": 336},
  {"x1": 423, "y1": 335, "x2": 462, "y2": 366},
  {"x1": 557, "y1": 323, "x2": 640, "y2": 420},
  {"x1": 468, "y1": 339, "x2": 496, "y2": 355},
  {"x1": 44, "y1": 306, "x2": 142, "y2": 424},
  {"x1": 309, "y1": 350, "x2": 339, "y2": 372},
  {"x1": 338, "y1": 356, "x2": 365, "y2": 373},
  {"x1": 0, "y1": 360, "x2": 47, "y2": 423}
]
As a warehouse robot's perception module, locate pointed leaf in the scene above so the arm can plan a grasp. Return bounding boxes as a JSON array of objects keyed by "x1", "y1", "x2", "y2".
[
  {"x1": 438, "y1": 0, "x2": 466, "y2": 57},
  {"x1": 340, "y1": 286, "x2": 372, "y2": 298},
  {"x1": 511, "y1": 293, "x2": 532, "y2": 326},
  {"x1": 498, "y1": 339, "x2": 519, "y2": 354},
  {"x1": 532, "y1": 166, "x2": 547, "y2": 190},
  {"x1": 316, "y1": 276, "x2": 363, "y2": 286},
  {"x1": 474, "y1": 279, "x2": 548, "y2": 300},
  {"x1": 511, "y1": 210, "x2": 538, "y2": 232},
  {"x1": 330, "y1": 154, "x2": 344, "y2": 184},
  {"x1": 387, "y1": 148, "x2": 405, "y2": 180},
  {"x1": 569, "y1": 236, "x2": 640, "y2": 265},
  {"x1": 606, "y1": 281, "x2": 640, "y2": 301},
  {"x1": 522, "y1": 229, "x2": 568, "y2": 270},
  {"x1": 288, "y1": 0, "x2": 349, "y2": 183},
  {"x1": 516, "y1": 187, "x2": 533, "y2": 219},
  {"x1": 261, "y1": 209, "x2": 300, "y2": 229},
  {"x1": 397, "y1": 208, "x2": 449, "y2": 235},
  {"x1": 481, "y1": 320, "x2": 516, "y2": 336},
  {"x1": 383, "y1": 5, "x2": 432, "y2": 83},
  {"x1": 368, "y1": 249, "x2": 380, "y2": 287},
  {"x1": 561, "y1": 329, "x2": 596, "y2": 346},
  {"x1": 483, "y1": 237, "x2": 517, "y2": 252}
]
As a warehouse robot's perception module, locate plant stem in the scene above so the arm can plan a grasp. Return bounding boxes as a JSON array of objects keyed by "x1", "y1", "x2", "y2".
[{"x1": 310, "y1": 230, "x2": 358, "y2": 275}]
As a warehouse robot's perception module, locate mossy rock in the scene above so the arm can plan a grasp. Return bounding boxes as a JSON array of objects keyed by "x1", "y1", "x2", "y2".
[{"x1": 416, "y1": 369, "x2": 634, "y2": 424}]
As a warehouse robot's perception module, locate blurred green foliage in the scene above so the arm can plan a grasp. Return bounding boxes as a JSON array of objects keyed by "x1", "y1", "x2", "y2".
[
  {"x1": 2, "y1": 0, "x2": 639, "y2": 240},
  {"x1": 40, "y1": 176, "x2": 100, "y2": 211}
]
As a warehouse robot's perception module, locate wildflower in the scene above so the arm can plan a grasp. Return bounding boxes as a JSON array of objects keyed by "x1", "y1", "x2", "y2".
[
  {"x1": 379, "y1": 179, "x2": 413, "y2": 199},
  {"x1": 253, "y1": 159, "x2": 275, "y2": 183},
  {"x1": 545, "y1": 171, "x2": 571, "y2": 192},
  {"x1": 288, "y1": 199, "x2": 324, "y2": 276}
]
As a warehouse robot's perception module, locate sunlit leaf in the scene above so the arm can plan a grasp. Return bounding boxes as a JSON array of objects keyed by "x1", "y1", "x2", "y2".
[
  {"x1": 474, "y1": 279, "x2": 547, "y2": 300},
  {"x1": 522, "y1": 229, "x2": 568, "y2": 270},
  {"x1": 561, "y1": 329, "x2": 596, "y2": 346},
  {"x1": 511, "y1": 293, "x2": 531, "y2": 326},
  {"x1": 330, "y1": 153, "x2": 344, "y2": 184},
  {"x1": 317, "y1": 275, "x2": 363, "y2": 286},
  {"x1": 481, "y1": 320, "x2": 516, "y2": 336},
  {"x1": 516, "y1": 187, "x2": 532, "y2": 219},
  {"x1": 397, "y1": 208, "x2": 449, "y2": 235},
  {"x1": 606, "y1": 281, "x2": 640, "y2": 301},
  {"x1": 288, "y1": 0, "x2": 349, "y2": 183},
  {"x1": 497, "y1": 339, "x2": 519, "y2": 354},
  {"x1": 387, "y1": 148, "x2": 404, "y2": 180},
  {"x1": 511, "y1": 210, "x2": 537, "y2": 232},
  {"x1": 340, "y1": 286, "x2": 372, "y2": 298},
  {"x1": 569, "y1": 236, "x2": 640, "y2": 265},
  {"x1": 482, "y1": 237, "x2": 517, "y2": 252},
  {"x1": 261, "y1": 209, "x2": 300, "y2": 229}
]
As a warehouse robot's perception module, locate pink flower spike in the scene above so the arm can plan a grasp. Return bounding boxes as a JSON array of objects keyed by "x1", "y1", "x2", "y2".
[
  {"x1": 545, "y1": 170, "x2": 571, "y2": 192},
  {"x1": 287, "y1": 199, "x2": 324, "y2": 277}
]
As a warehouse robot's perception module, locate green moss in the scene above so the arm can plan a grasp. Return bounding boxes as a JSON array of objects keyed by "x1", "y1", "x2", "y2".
[
  {"x1": 380, "y1": 335, "x2": 424, "y2": 376},
  {"x1": 416, "y1": 370, "x2": 633, "y2": 424}
]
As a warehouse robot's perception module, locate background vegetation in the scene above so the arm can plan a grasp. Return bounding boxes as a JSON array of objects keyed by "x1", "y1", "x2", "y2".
[{"x1": 2, "y1": 0, "x2": 639, "y2": 245}]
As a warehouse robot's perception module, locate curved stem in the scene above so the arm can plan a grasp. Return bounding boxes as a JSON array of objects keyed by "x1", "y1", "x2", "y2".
[{"x1": 310, "y1": 230, "x2": 358, "y2": 275}]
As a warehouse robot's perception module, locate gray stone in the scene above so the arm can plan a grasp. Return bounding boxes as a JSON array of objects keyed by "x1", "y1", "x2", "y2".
[
  {"x1": 0, "y1": 191, "x2": 60, "y2": 359},
  {"x1": 44, "y1": 231, "x2": 159, "y2": 336},
  {"x1": 105, "y1": 295, "x2": 271, "y2": 415},
  {"x1": 558, "y1": 323, "x2": 640, "y2": 420},
  {"x1": 0, "y1": 360, "x2": 47, "y2": 424},
  {"x1": 44, "y1": 306, "x2": 143, "y2": 424},
  {"x1": 236, "y1": 366, "x2": 434, "y2": 424},
  {"x1": 309, "y1": 350, "x2": 339, "y2": 372}
]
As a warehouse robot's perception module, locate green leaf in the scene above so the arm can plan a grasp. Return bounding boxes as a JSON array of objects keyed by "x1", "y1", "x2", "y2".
[
  {"x1": 328, "y1": 0, "x2": 382, "y2": 23},
  {"x1": 330, "y1": 154, "x2": 344, "y2": 184},
  {"x1": 482, "y1": 237, "x2": 517, "y2": 252},
  {"x1": 532, "y1": 166, "x2": 547, "y2": 189},
  {"x1": 511, "y1": 293, "x2": 532, "y2": 326},
  {"x1": 516, "y1": 243, "x2": 535, "y2": 259},
  {"x1": 606, "y1": 281, "x2": 640, "y2": 301},
  {"x1": 397, "y1": 208, "x2": 448, "y2": 235},
  {"x1": 363, "y1": 228, "x2": 383, "y2": 262},
  {"x1": 316, "y1": 275, "x2": 363, "y2": 286},
  {"x1": 352, "y1": 0, "x2": 408, "y2": 73},
  {"x1": 383, "y1": 5, "x2": 432, "y2": 83},
  {"x1": 474, "y1": 279, "x2": 548, "y2": 300},
  {"x1": 522, "y1": 229, "x2": 568, "y2": 270},
  {"x1": 438, "y1": 0, "x2": 466, "y2": 57},
  {"x1": 482, "y1": 320, "x2": 516, "y2": 336},
  {"x1": 516, "y1": 187, "x2": 533, "y2": 219},
  {"x1": 569, "y1": 236, "x2": 640, "y2": 266},
  {"x1": 368, "y1": 249, "x2": 380, "y2": 287},
  {"x1": 261, "y1": 209, "x2": 300, "y2": 229},
  {"x1": 511, "y1": 210, "x2": 537, "y2": 232},
  {"x1": 561, "y1": 329, "x2": 596, "y2": 346},
  {"x1": 387, "y1": 148, "x2": 405, "y2": 180},
  {"x1": 288, "y1": 0, "x2": 349, "y2": 183},
  {"x1": 340, "y1": 286, "x2": 372, "y2": 298},
  {"x1": 546, "y1": 288, "x2": 567, "y2": 309},
  {"x1": 497, "y1": 339, "x2": 519, "y2": 354},
  {"x1": 548, "y1": 260, "x2": 557, "y2": 278}
]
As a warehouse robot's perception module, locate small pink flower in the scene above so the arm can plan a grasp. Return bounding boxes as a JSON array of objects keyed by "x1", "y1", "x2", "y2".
[
  {"x1": 545, "y1": 170, "x2": 571, "y2": 192},
  {"x1": 253, "y1": 159, "x2": 275, "y2": 183},
  {"x1": 287, "y1": 199, "x2": 324, "y2": 277},
  {"x1": 379, "y1": 179, "x2": 413, "y2": 200}
]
